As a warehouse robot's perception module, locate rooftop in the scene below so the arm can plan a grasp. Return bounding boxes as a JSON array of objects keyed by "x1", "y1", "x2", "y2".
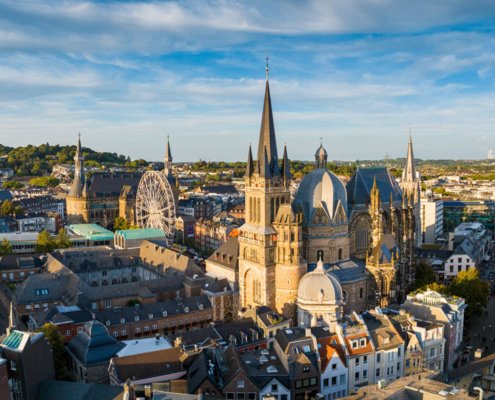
[
  {"x1": 67, "y1": 224, "x2": 114, "y2": 241},
  {"x1": 117, "y1": 336, "x2": 172, "y2": 358}
]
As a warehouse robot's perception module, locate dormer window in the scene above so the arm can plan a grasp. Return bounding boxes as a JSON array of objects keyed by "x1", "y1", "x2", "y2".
[
  {"x1": 184, "y1": 307, "x2": 189, "y2": 313},
  {"x1": 134, "y1": 316, "x2": 139, "y2": 322},
  {"x1": 162, "y1": 311, "x2": 167, "y2": 317},
  {"x1": 120, "y1": 318, "x2": 125, "y2": 324},
  {"x1": 148, "y1": 314, "x2": 153, "y2": 319},
  {"x1": 106, "y1": 321, "x2": 110, "y2": 326},
  {"x1": 360, "y1": 338, "x2": 366, "y2": 347},
  {"x1": 199, "y1": 304, "x2": 203, "y2": 310}
]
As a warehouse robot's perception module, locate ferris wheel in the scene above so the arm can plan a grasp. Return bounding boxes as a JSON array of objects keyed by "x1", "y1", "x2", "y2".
[{"x1": 135, "y1": 170, "x2": 176, "y2": 245}]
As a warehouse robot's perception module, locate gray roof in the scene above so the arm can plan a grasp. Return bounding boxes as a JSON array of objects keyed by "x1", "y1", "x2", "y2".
[
  {"x1": 307, "y1": 259, "x2": 368, "y2": 284},
  {"x1": 86, "y1": 172, "x2": 142, "y2": 197},
  {"x1": 37, "y1": 380, "x2": 123, "y2": 400},
  {"x1": 346, "y1": 167, "x2": 402, "y2": 207},
  {"x1": 207, "y1": 237, "x2": 239, "y2": 271},
  {"x1": 15, "y1": 272, "x2": 79, "y2": 305},
  {"x1": 95, "y1": 295, "x2": 212, "y2": 326},
  {"x1": 0, "y1": 190, "x2": 12, "y2": 202},
  {"x1": 294, "y1": 168, "x2": 348, "y2": 222},
  {"x1": 67, "y1": 320, "x2": 124, "y2": 365}
]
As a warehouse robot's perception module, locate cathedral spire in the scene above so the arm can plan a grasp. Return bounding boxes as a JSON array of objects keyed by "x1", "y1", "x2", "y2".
[
  {"x1": 164, "y1": 135, "x2": 173, "y2": 180},
  {"x1": 259, "y1": 146, "x2": 272, "y2": 178},
  {"x1": 68, "y1": 133, "x2": 85, "y2": 198},
  {"x1": 257, "y1": 66, "x2": 279, "y2": 177},
  {"x1": 246, "y1": 144, "x2": 254, "y2": 177},
  {"x1": 281, "y1": 144, "x2": 290, "y2": 181},
  {"x1": 402, "y1": 133, "x2": 416, "y2": 183}
]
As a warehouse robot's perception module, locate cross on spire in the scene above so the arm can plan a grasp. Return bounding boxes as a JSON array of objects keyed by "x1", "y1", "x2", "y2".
[{"x1": 265, "y1": 55, "x2": 270, "y2": 81}]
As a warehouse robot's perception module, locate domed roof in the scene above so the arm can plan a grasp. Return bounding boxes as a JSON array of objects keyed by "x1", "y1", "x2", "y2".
[
  {"x1": 298, "y1": 260, "x2": 343, "y2": 304},
  {"x1": 315, "y1": 144, "x2": 328, "y2": 158},
  {"x1": 294, "y1": 168, "x2": 348, "y2": 223}
]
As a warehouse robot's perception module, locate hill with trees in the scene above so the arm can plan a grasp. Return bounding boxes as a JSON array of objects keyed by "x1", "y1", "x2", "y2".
[{"x1": 0, "y1": 143, "x2": 148, "y2": 176}]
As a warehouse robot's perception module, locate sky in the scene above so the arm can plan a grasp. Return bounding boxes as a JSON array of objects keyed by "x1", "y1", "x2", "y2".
[{"x1": 0, "y1": 1, "x2": 495, "y2": 162}]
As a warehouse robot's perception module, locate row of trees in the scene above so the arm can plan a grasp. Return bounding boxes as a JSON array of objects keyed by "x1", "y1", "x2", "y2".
[
  {"x1": 35, "y1": 229, "x2": 71, "y2": 253},
  {"x1": 0, "y1": 200, "x2": 23, "y2": 216}
]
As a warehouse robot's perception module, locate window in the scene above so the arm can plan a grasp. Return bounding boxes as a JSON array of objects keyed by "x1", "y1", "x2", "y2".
[
  {"x1": 271, "y1": 384, "x2": 278, "y2": 392},
  {"x1": 281, "y1": 396, "x2": 288, "y2": 400},
  {"x1": 310, "y1": 377, "x2": 317, "y2": 386},
  {"x1": 360, "y1": 338, "x2": 366, "y2": 347},
  {"x1": 398, "y1": 348, "x2": 401, "y2": 356},
  {"x1": 363, "y1": 370, "x2": 367, "y2": 379},
  {"x1": 359, "y1": 287, "x2": 364, "y2": 299},
  {"x1": 363, "y1": 355, "x2": 368, "y2": 364},
  {"x1": 105, "y1": 300, "x2": 111, "y2": 308},
  {"x1": 331, "y1": 376, "x2": 337, "y2": 385},
  {"x1": 237, "y1": 380, "x2": 245, "y2": 389},
  {"x1": 296, "y1": 380, "x2": 302, "y2": 389},
  {"x1": 377, "y1": 353, "x2": 381, "y2": 363},
  {"x1": 332, "y1": 363, "x2": 337, "y2": 370},
  {"x1": 144, "y1": 326, "x2": 149, "y2": 332},
  {"x1": 106, "y1": 320, "x2": 110, "y2": 326},
  {"x1": 376, "y1": 368, "x2": 380, "y2": 377},
  {"x1": 355, "y1": 358, "x2": 360, "y2": 366},
  {"x1": 77, "y1": 326, "x2": 83, "y2": 333},
  {"x1": 237, "y1": 393, "x2": 245, "y2": 400},
  {"x1": 134, "y1": 316, "x2": 139, "y2": 322},
  {"x1": 339, "y1": 374, "x2": 346, "y2": 385},
  {"x1": 430, "y1": 348, "x2": 435, "y2": 357},
  {"x1": 248, "y1": 394, "x2": 256, "y2": 400},
  {"x1": 352, "y1": 340, "x2": 358, "y2": 349},
  {"x1": 406, "y1": 359, "x2": 410, "y2": 368},
  {"x1": 397, "y1": 362, "x2": 401, "y2": 371},
  {"x1": 26, "y1": 305, "x2": 32, "y2": 310},
  {"x1": 227, "y1": 394, "x2": 234, "y2": 399},
  {"x1": 303, "y1": 366, "x2": 310, "y2": 373},
  {"x1": 135, "y1": 327, "x2": 141, "y2": 334},
  {"x1": 120, "y1": 318, "x2": 125, "y2": 324},
  {"x1": 355, "y1": 372, "x2": 360, "y2": 381},
  {"x1": 121, "y1": 329, "x2": 127, "y2": 336},
  {"x1": 323, "y1": 378, "x2": 329, "y2": 387}
]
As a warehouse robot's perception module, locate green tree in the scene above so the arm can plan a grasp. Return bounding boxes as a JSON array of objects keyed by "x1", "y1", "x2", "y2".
[
  {"x1": 2, "y1": 180, "x2": 24, "y2": 189},
  {"x1": 0, "y1": 200, "x2": 15, "y2": 216},
  {"x1": 28, "y1": 176, "x2": 60, "y2": 188},
  {"x1": 55, "y1": 228, "x2": 71, "y2": 249},
  {"x1": 114, "y1": 216, "x2": 129, "y2": 231},
  {"x1": 38, "y1": 323, "x2": 69, "y2": 380},
  {"x1": 415, "y1": 262, "x2": 436, "y2": 289},
  {"x1": 449, "y1": 268, "x2": 490, "y2": 319},
  {"x1": 35, "y1": 230, "x2": 55, "y2": 253},
  {"x1": 0, "y1": 238, "x2": 13, "y2": 256}
]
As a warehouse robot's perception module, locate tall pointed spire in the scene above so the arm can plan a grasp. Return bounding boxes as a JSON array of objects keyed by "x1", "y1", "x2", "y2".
[
  {"x1": 246, "y1": 144, "x2": 254, "y2": 177},
  {"x1": 402, "y1": 132, "x2": 416, "y2": 183},
  {"x1": 164, "y1": 135, "x2": 173, "y2": 181},
  {"x1": 257, "y1": 63, "x2": 278, "y2": 177},
  {"x1": 68, "y1": 133, "x2": 85, "y2": 198},
  {"x1": 259, "y1": 146, "x2": 272, "y2": 178},
  {"x1": 281, "y1": 144, "x2": 290, "y2": 181}
]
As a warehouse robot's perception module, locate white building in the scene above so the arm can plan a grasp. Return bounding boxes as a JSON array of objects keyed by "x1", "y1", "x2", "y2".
[
  {"x1": 363, "y1": 310, "x2": 404, "y2": 385},
  {"x1": 401, "y1": 290, "x2": 466, "y2": 371},
  {"x1": 317, "y1": 333, "x2": 348, "y2": 400},
  {"x1": 420, "y1": 197, "x2": 443, "y2": 244}
]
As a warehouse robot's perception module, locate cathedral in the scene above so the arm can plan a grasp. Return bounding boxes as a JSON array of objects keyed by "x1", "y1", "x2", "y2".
[
  {"x1": 237, "y1": 69, "x2": 421, "y2": 326},
  {"x1": 66, "y1": 135, "x2": 178, "y2": 228}
]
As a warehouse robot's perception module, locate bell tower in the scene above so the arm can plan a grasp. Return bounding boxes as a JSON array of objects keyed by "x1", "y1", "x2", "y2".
[{"x1": 238, "y1": 63, "x2": 292, "y2": 311}]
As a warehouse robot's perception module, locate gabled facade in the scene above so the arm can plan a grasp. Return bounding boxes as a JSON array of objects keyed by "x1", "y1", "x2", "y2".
[{"x1": 318, "y1": 334, "x2": 348, "y2": 400}]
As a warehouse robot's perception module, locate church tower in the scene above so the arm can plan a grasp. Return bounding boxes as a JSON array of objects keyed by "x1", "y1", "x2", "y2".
[
  {"x1": 238, "y1": 64, "x2": 297, "y2": 314},
  {"x1": 66, "y1": 134, "x2": 88, "y2": 223},
  {"x1": 366, "y1": 178, "x2": 399, "y2": 308},
  {"x1": 399, "y1": 134, "x2": 421, "y2": 291},
  {"x1": 164, "y1": 136, "x2": 179, "y2": 208}
]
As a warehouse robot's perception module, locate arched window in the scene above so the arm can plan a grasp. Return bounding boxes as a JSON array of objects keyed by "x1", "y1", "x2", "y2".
[
  {"x1": 271, "y1": 198, "x2": 275, "y2": 222},
  {"x1": 257, "y1": 198, "x2": 261, "y2": 223},
  {"x1": 359, "y1": 287, "x2": 364, "y2": 299},
  {"x1": 317, "y1": 250, "x2": 324, "y2": 262},
  {"x1": 338, "y1": 248, "x2": 343, "y2": 260},
  {"x1": 342, "y1": 290, "x2": 347, "y2": 301}
]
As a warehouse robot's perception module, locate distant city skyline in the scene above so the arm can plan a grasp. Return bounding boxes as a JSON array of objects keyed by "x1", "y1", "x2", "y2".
[{"x1": 0, "y1": 0, "x2": 495, "y2": 162}]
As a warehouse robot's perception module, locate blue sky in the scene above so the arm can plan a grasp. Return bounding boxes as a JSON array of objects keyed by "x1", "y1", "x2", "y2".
[{"x1": 1, "y1": 1, "x2": 495, "y2": 162}]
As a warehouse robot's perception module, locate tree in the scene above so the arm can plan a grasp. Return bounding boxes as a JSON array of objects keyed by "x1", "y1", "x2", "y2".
[
  {"x1": 0, "y1": 238, "x2": 12, "y2": 256},
  {"x1": 114, "y1": 216, "x2": 129, "y2": 231},
  {"x1": 55, "y1": 228, "x2": 71, "y2": 249},
  {"x1": 415, "y1": 262, "x2": 436, "y2": 289},
  {"x1": 2, "y1": 180, "x2": 24, "y2": 189},
  {"x1": 449, "y1": 268, "x2": 490, "y2": 319},
  {"x1": 35, "y1": 230, "x2": 55, "y2": 253},
  {"x1": 0, "y1": 200, "x2": 15, "y2": 216},
  {"x1": 38, "y1": 323, "x2": 69, "y2": 380},
  {"x1": 28, "y1": 176, "x2": 60, "y2": 188}
]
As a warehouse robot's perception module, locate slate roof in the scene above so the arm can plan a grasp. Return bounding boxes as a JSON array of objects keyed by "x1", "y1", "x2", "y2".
[
  {"x1": 240, "y1": 348, "x2": 290, "y2": 389},
  {"x1": 14, "y1": 272, "x2": 80, "y2": 305},
  {"x1": 67, "y1": 320, "x2": 124, "y2": 365},
  {"x1": 111, "y1": 347, "x2": 185, "y2": 383},
  {"x1": 200, "y1": 185, "x2": 238, "y2": 195},
  {"x1": 96, "y1": 295, "x2": 212, "y2": 326},
  {"x1": 37, "y1": 380, "x2": 123, "y2": 400},
  {"x1": 363, "y1": 311, "x2": 404, "y2": 351},
  {"x1": 169, "y1": 326, "x2": 222, "y2": 350},
  {"x1": 207, "y1": 237, "x2": 239, "y2": 272},
  {"x1": 187, "y1": 349, "x2": 218, "y2": 394},
  {"x1": 43, "y1": 305, "x2": 93, "y2": 326},
  {"x1": 213, "y1": 318, "x2": 264, "y2": 347},
  {"x1": 308, "y1": 259, "x2": 368, "y2": 284},
  {"x1": 0, "y1": 253, "x2": 45, "y2": 271},
  {"x1": 346, "y1": 167, "x2": 402, "y2": 207},
  {"x1": 0, "y1": 189, "x2": 13, "y2": 202},
  {"x1": 86, "y1": 172, "x2": 142, "y2": 197}
]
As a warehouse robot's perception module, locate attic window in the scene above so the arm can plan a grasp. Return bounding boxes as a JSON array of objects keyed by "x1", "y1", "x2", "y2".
[
  {"x1": 360, "y1": 338, "x2": 366, "y2": 347},
  {"x1": 134, "y1": 316, "x2": 139, "y2": 322},
  {"x1": 148, "y1": 314, "x2": 153, "y2": 319},
  {"x1": 198, "y1": 304, "x2": 203, "y2": 310},
  {"x1": 267, "y1": 365, "x2": 278, "y2": 373},
  {"x1": 35, "y1": 289, "x2": 49, "y2": 296},
  {"x1": 162, "y1": 311, "x2": 167, "y2": 317},
  {"x1": 184, "y1": 307, "x2": 189, "y2": 313},
  {"x1": 106, "y1": 321, "x2": 110, "y2": 326},
  {"x1": 120, "y1": 318, "x2": 125, "y2": 323}
]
